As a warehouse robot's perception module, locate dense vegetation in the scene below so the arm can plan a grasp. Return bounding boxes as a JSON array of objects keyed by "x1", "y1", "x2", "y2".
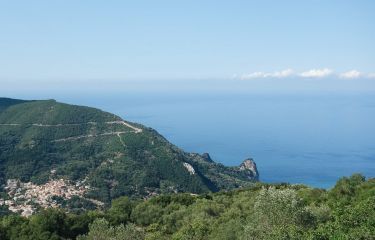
[
  {"x1": 0, "y1": 174, "x2": 373, "y2": 239},
  {"x1": 0, "y1": 98, "x2": 257, "y2": 205}
]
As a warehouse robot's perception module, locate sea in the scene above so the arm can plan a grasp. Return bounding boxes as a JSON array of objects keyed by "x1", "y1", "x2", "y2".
[{"x1": 11, "y1": 90, "x2": 375, "y2": 189}]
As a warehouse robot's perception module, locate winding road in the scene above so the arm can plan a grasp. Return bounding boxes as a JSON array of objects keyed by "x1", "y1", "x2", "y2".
[{"x1": 0, "y1": 121, "x2": 142, "y2": 146}]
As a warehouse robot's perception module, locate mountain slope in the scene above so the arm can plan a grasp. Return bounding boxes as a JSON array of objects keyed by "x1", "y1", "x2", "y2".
[{"x1": 0, "y1": 98, "x2": 258, "y2": 214}]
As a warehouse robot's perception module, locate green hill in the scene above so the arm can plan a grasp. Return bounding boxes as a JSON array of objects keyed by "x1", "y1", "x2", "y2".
[{"x1": 0, "y1": 98, "x2": 258, "y2": 214}]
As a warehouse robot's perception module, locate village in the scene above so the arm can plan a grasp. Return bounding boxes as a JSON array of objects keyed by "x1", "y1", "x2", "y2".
[{"x1": 0, "y1": 173, "x2": 91, "y2": 217}]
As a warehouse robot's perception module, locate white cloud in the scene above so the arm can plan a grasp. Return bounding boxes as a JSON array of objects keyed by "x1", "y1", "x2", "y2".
[
  {"x1": 240, "y1": 69, "x2": 294, "y2": 80},
  {"x1": 240, "y1": 72, "x2": 267, "y2": 80},
  {"x1": 300, "y1": 68, "x2": 333, "y2": 78},
  {"x1": 238, "y1": 68, "x2": 374, "y2": 80},
  {"x1": 339, "y1": 70, "x2": 362, "y2": 79},
  {"x1": 270, "y1": 69, "x2": 294, "y2": 78}
]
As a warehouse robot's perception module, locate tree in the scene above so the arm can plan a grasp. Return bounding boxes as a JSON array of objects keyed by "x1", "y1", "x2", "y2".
[
  {"x1": 77, "y1": 218, "x2": 145, "y2": 240},
  {"x1": 172, "y1": 219, "x2": 210, "y2": 240},
  {"x1": 27, "y1": 209, "x2": 69, "y2": 240},
  {"x1": 107, "y1": 196, "x2": 133, "y2": 225},
  {"x1": 328, "y1": 174, "x2": 366, "y2": 205},
  {"x1": 242, "y1": 187, "x2": 312, "y2": 240}
]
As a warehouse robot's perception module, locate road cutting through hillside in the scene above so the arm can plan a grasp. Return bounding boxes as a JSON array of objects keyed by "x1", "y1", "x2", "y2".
[
  {"x1": 105, "y1": 121, "x2": 143, "y2": 133},
  {"x1": 0, "y1": 121, "x2": 142, "y2": 145}
]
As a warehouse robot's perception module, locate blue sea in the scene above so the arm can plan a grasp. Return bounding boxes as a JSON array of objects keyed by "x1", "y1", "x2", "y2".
[{"x1": 52, "y1": 91, "x2": 375, "y2": 189}]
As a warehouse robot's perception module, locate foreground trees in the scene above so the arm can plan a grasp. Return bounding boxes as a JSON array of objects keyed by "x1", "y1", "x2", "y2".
[
  {"x1": 0, "y1": 174, "x2": 373, "y2": 240},
  {"x1": 242, "y1": 187, "x2": 312, "y2": 240},
  {"x1": 77, "y1": 219, "x2": 144, "y2": 240}
]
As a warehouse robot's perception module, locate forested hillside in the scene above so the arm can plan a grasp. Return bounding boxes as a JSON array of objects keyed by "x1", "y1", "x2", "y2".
[
  {"x1": 0, "y1": 98, "x2": 258, "y2": 215},
  {"x1": 0, "y1": 174, "x2": 373, "y2": 239}
]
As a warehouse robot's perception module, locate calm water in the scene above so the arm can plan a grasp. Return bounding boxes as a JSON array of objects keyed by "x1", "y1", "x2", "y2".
[{"x1": 58, "y1": 92, "x2": 375, "y2": 188}]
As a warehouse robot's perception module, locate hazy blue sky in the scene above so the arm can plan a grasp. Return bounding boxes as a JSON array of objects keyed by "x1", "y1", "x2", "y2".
[{"x1": 0, "y1": 0, "x2": 374, "y2": 93}]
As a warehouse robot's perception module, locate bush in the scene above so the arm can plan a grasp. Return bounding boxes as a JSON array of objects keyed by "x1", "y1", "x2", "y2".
[{"x1": 77, "y1": 218, "x2": 145, "y2": 240}]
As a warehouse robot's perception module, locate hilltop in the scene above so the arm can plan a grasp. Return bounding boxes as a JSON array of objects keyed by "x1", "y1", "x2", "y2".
[{"x1": 0, "y1": 98, "x2": 258, "y2": 215}]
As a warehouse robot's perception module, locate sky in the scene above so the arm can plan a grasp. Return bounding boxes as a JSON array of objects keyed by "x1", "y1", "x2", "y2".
[{"x1": 0, "y1": 0, "x2": 374, "y2": 94}]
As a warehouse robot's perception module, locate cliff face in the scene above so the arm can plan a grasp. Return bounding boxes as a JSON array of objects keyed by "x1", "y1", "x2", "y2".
[
  {"x1": 239, "y1": 158, "x2": 259, "y2": 181},
  {"x1": 0, "y1": 98, "x2": 259, "y2": 213}
]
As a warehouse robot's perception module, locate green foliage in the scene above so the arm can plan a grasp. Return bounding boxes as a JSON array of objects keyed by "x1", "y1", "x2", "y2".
[
  {"x1": 0, "y1": 209, "x2": 102, "y2": 240},
  {"x1": 77, "y1": 218, "x2": 145, "y2": 240},
  {"x1": 172, "y1": 218, "x2": 211, "y2": 240},
  {"x1": 0, "y1": 98, "x2": 29, "y2": 113},
  {"x1": 107, "y1": 196, "x2": 133, "y2": 225},
  {"x1": 0, "y1": 175, "x2": 373, "y2": 239},
  {"x1": 242, "y1": 187, "x2": 312, "y2": 239},
  {"x1": 62, "y1": 196, "x2": 97, "y2": 213},
  {"x1": 328, "y1": 173, "x2": 366, "y2": 205}
]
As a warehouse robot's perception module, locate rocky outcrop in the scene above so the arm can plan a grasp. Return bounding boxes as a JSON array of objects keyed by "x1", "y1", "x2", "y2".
[
  {"x1": 183, "y1": 162, "x2": 196, "y2": 175},
  {"x1": 239, "y1": 158, "x2": 259, "y2": 180},
  {"x1": 201, "y1": 153, "x2": 214, "y2": 163}
]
